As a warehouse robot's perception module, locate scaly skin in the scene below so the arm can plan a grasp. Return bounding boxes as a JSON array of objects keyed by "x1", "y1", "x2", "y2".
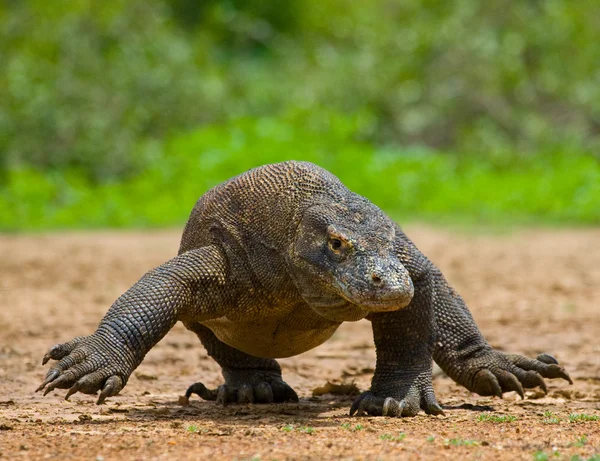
[{"x1": 38, "y1": 161, "x2": 571, "y2": 415}]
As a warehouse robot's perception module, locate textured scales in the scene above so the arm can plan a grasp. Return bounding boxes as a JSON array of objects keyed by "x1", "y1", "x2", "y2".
[{"x1": 37, "y1": 161, "x2": 572, "y2": 415}]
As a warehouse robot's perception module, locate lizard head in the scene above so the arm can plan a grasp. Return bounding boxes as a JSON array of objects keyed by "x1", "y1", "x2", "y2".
[{"x1": 290, "y1": 198, "x2": 414, "y2": 322}]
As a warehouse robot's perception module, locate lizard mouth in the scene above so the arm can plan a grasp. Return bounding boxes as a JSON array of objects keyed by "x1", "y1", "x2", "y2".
[
  {"x1": 333, "y1": 279, "x2": 413, "y2": 312},
  {"x1": 310, "y1": 300, "x2": 371, "y2": 322}
]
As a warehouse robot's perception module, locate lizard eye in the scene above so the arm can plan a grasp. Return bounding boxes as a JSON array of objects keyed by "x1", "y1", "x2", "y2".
[{"x1": 326, "y1": 225, "x2": 351, "y2": 255}]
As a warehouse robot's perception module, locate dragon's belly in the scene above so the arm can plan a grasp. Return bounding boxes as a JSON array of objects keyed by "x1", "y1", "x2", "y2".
[{"x1": 201, "y1": 310, "x2": 342, "y2": 358}]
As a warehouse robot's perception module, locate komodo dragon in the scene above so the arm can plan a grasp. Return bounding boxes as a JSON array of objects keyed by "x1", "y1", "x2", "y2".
[{"x1": 37, "y1": 161, "x2": 571, "y2": 417}]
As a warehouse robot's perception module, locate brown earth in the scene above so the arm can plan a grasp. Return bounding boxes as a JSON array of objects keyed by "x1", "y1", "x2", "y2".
[{"x1": 0, "y1": 226, "x2": 599, "y2": 461}]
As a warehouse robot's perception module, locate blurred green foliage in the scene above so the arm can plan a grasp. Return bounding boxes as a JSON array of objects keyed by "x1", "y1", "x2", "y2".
[
  {"x1": 1, "y1": 0, "x2": 599, "y2": 229},
  {"x1": 1, "y1": 111, "x2": 598, "y2": 230}
]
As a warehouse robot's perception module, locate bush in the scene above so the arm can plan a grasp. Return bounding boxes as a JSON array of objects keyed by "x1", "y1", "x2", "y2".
[
  {"x1": 1, "y1": 111, "x2": 598, "y2": 231},
  {"x1": 2, "y1": 0, "x2": 600, "y2": 184}
]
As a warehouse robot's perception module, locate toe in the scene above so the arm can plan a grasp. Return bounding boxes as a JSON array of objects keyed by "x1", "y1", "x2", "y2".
[
  {"x1": 216, "y1": 385, "x2": 237, "y2": 405},
  {"x1": 270, "y1": 381, "x2": 299, "y2": 403},
  {"x1": 42, "y1": 337, "x2": 86, "y2": 365},
  {"x1": 97, "y1": 375, "x2": 123, "y2": 405},
  {"x1": 382, "y1": 397, "x2": 405, "y2": 417},
  {"x1": 36, "y1": 369, "x2": 61, "y2": 392},
  {"x1": 496, "y1": 370, "x2": 525, "y2": 399},
  {"x1": 472, "y1": 369, "x2": 503, "y2": 398},
  {"x1": 254, "y1": 382, "x2": 274, "y2": 403},
  {"x1": 237, "y1": 384, "x2": 254, "y2": 404},
  {"x1": 185, "y1": 382, "x2": 218, "y2": 401}
]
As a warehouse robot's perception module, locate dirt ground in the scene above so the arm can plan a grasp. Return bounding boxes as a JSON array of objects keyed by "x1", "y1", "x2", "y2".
[{"x1": 1, "y1": 225, "x2": 599, "y2": 461}]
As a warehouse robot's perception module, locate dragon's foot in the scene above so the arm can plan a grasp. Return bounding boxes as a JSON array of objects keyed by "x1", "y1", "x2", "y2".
[
  {"x1": 37, "y1": 334, "x2": 133, "y2": 404},
  {"x1": 464, "y1": 351, "x2": 572, "y2": 398},
  {"x1": 184, "y1": 370, "x2": 299, "y2": 405},
  {"x1": 350, "y1": 369, "x2": 443, "y2": 417}
]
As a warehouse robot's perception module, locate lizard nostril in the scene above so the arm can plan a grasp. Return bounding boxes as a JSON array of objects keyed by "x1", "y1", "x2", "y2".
[{"x1": 371, "y1": 274, "x2": 383, "y2": 286}]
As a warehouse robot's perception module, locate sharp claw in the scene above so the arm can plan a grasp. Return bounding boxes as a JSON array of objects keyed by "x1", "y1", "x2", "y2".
[
  {"x1": 287, "y1": 387, "x2": 299, "y2": 402},
  {"x1": 97, "y1": 376, "x2": 121, "y2": 405},
  {"x1": 547, "y1": 365, "x2": 573, "y2": 385},
  {"x1": 186, "y1": 382, "x2": 218, "y2": 401},
  {"x1": 537, "y1": 353, "x2": 558, "y2": 365},
  {"x1": 36, "y1": 369, "x2": 60, "y2": 392},
  {"x1": 382, "y1": 397, "x2": 392, "y2": 416},
  {"x1": 238, "y1": 385, "x2": 254, "y2": 404},
  {"x1": 428, "y1": 403, "x2": 444, "y2": 416},
  {"x1": 42, "y1": 354, "x2": 51, "y2": 366},
  {"x1": 473, "y1": 369, "x2": 503, "y2": 398},
  {"x1": 43, "y1": 386, "x2": 55, "y2": 396},
  {"x1": 350, "y1": 393, "x2": 367, "y2": 416},
  {"x1": 500, "y1": 372, "x2": 525, "y2": 399},
  {"x1": 65, "y1": 382, "x2": 81, "y2": 401},
  {"x1": 356, "y1": 396, "x2": 367, "y2": 416},
  {"x1": 96, "y1": 382, "x2": 112, "y2": 405},
  {"x1": 382, "y1": 397, "x2": 403, "y2": 417},
  {"x1": 516, "y1": 387, "x2": 524, "y2": 399}
]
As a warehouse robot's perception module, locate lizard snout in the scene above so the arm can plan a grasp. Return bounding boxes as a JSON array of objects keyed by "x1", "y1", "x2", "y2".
[
  {"x1": 364, "y1": 265, "x2": 414, "y2": 312},
  {"x1": 334, "y1": 259, "x2": 414, "y2": 312}
]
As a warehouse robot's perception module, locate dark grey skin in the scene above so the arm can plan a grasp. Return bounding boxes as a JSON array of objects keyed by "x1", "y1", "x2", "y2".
[{"x1": 37, "y1": 161, "x2": 571, "y2": 417}]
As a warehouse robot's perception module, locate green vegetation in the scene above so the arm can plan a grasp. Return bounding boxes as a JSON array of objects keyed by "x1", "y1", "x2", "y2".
[
  {"x1": 477, "y1": 412, "x2": 517, "y2": 423},
  {"x1": 571, "y1": 436, "x2": 588, "y2": 448},
  {"x1": 340, "y1": 423, "x2": 365, "y2": 432},
  {"x1": 297, "y1": 426, "x2": 315, "y2": 435},
  {"x1": 2, "y1": 1, "x2": 599, "y2": 231},
  {"x1": 536, "y1": 454, "x2": 600, "y2": 461},
  {"x1": 543, "y1": 411, "x2": 562, "y2": 425},
  {"x1": 379, "y1": 433, "x2": 406, "y2": 442},
  {"x1": 281, "y1": 424, "x2": 315, "y2": 434},
  {"x1": 2, "y1": 113, "x2": 599, "y2": 231},
  {"x1": 568, "y1": 414, "x2": 600, "y2": 423},
  {"x1": 445, "y1": 438, "x2": 479, "y2": 447}
]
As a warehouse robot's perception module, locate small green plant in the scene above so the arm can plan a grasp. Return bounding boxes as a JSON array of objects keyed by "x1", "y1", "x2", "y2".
[
  {"x1": 426, "y1": 435, "x2": 435, "y2": 442},
  {"x1": 533, "y1": 451, "x2": 549, "y2": 461},
  {"x1": 297, "y1": 426, "x2": 315, "y2": 434},
  {"x1": 446, "y1": 438, "x2": 479, "y2": 447},
  {"x1": 341, "y1": 422, "x2": 366, "y2": 431},
  {"x1": 282, "y1": 424, "x2": 315, "y2": 434},
  {"x1": 477, "y1": 412, "x2": 517, "y2": 423},
  {"x1": 186, "y1": 425, "x2": 198, "y2": 433},
  {"x1": 379, "y1": 433, "x2": 406, "y2": 442},
  {"x1": 542, "y1": 411, "x2": 561, "y2": 425},
  {"x1": 569, "y1": 413, "x2": 600, "y2": 422},
  {"x1": 569, "y1": 456, "x2": 600, "y2": 461},
  {"x1": 571, "y1": 435, "x2": 588, "y2": 447}
]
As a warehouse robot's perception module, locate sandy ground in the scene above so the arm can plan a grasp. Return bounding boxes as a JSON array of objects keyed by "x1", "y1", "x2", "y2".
[{"x1": 1, "y1": 225, "x2": 599, "y2": 460}]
